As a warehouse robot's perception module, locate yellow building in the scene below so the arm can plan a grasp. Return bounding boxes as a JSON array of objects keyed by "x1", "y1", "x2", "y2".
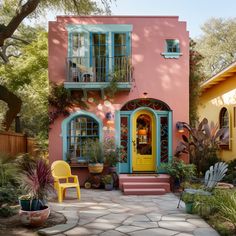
[{"x1": 199, "y1": 61, "x2": 236, "y2": 161}]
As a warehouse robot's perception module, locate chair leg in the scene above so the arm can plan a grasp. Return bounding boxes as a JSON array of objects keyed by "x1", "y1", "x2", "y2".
[
  {"x1": 58, "y1": 187, "x2": 63, "y2": 203},
  {"x1": 177, "y1": 191, "x2": 183, "y2": 208},
  {"x1": 63, "y1": 188, "x2": 66, "y2": 199},
  {"x1": 76, "y1": 186, "x2": 81, "y2": 200}
]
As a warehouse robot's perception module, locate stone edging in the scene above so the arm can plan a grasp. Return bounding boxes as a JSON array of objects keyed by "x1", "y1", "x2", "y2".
[{"x1": 38, "y1": 210, "x2": 79, "y2": 235}]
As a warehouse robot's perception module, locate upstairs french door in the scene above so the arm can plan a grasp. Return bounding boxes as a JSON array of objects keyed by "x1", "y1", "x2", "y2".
[{"x1": 90, "y1": 33, "x2": 108, "y2": 82}]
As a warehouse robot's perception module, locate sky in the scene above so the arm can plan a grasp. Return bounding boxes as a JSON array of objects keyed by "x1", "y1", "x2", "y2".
[
  {"x1": 109, "y1": 0, "x2": 236, "y2": 38},
  {"x1": 41, "y1": 0, "x2": 236, "y2": 39}
]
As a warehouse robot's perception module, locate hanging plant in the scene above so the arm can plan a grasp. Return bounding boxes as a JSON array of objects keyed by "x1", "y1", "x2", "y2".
[{"x1": 48, "y1": 83, "x2": 88, "y2": 124}]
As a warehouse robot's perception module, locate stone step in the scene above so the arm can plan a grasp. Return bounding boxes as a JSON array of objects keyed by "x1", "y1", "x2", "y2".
[
  {"x1": 122, "y1": 182, "x2": 170, "y2": 192},
  {"x1": 123, "y1": 188, "x2": 166, "y2": 195}
]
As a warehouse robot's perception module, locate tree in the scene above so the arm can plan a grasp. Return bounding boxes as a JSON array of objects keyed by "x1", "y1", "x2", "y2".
[
  {"x1": 189, "y1": 40, "x2": 204, "y2": 126},
  {"x1": 196, "y1": 17, "x2": 236, "y2": 77},
  {"x1": 0, "y1": 30, "x2": 48, "y2": 137},
  {"x1": 0, "y1": 0, "x2": 113, "y2": 131}
]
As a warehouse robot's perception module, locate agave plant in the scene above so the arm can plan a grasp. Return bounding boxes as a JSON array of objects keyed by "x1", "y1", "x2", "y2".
[{"x1": 175, "y1": 118, "x2": 227, "y2": 175}]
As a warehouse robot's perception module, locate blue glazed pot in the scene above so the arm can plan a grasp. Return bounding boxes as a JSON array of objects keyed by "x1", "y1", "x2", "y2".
[
  {"x1": 19, "y1": 199, "x2": 42, "y2": 211},
  {"x1": 105, "y1": 183, "x2": 113, "y2": 191}
]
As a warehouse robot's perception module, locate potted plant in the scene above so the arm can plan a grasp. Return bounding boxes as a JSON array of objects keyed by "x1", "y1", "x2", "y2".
[
  {"x1": 102, "y1": 175, "x2": 113, "y2": 191},
  {"x1": 104, "y1": 137, "x2": 122, "y2": 173},
  {"x1": 182, "y1": 192, "x2": 195, "y2": 214},
  {"x1": 17, "y1": 154, "x2": 54, "y2": 227},
  {"x1": 84, "y1": 139, "x2": 104, "y2": 173},
  {"x1": 161, "y1": 158, "x2": 196, "y2": 191}
]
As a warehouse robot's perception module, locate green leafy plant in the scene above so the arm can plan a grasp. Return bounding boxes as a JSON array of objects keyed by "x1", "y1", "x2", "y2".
[
  {"x1": 223, "y1": 159, "x2": 236, "y2": 185},
  {"x1": 182, "y1": 192, "x2": 195, "y2": 204},
  {"x1": 48, "y1": 83, "x2": 88, "y2": 124},
  {"x1": 213, "y1": 189, "x2": 236, "y2": 230},
  {"x1": 105, "y1": 62, "x2": 133, "y2": 97},
  {"x1": 175, "y1": 118, "x2": 225, "y2": 176},
  {"x1": 102, "y1": 175, "x2": 113, "y2": 185},
  {"x1": 161, "y1": 159, "x2": 196, "y2": 182},
  {"x1": 0, "y1": 153, "x2": 18, "y2": 187},
  {"x1": 83, "y1": 139, "x2": 104, "y2": 163},
  {"x1": 103, "y1": 137, "x2": 123, "y2": 167}
]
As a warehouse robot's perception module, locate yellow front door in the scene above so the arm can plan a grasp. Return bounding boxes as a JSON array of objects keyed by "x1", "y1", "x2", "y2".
[{"x1": 132, "y1": 110, "x2": 156, "y2": 172}]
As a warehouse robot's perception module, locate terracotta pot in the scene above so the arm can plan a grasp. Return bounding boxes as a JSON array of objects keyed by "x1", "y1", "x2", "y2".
[
  {"x1": 19, "y1": 206, "x2": 50, "y2": 227},
  {"x1": 88, "y1": 163, "x2": 104, "y2": 173}
]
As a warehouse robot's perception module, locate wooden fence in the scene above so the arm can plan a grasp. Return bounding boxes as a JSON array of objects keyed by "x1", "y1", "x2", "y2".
[{"x1": 0, "y1": 131, "x2": 36, "y2": 156}]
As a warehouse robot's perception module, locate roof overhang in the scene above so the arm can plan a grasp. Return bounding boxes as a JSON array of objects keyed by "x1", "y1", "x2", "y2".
[{"x1": 200, "y1": 61, "x2": 236, "y2": 93}]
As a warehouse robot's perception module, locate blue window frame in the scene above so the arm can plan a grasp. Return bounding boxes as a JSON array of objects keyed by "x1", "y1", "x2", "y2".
[
  {"x1": 112, "y1": 32, "x2": 131, "y2": 82},
  {"x1": 90, "y1": 32, "x2": 109, "y2": 82},
  {"x1": 67, "y1": 115, "x2": 100, "y2": 162}
]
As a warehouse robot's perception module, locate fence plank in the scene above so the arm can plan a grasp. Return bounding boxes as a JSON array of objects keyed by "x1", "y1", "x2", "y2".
[{"x1": 0, "y1": 131, "x2": 36, "y2": 156}]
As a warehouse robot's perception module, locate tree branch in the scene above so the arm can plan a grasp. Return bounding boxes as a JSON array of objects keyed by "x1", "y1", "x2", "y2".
[
  {"x1": 0, "y1": 0, "x2": 41, "y2": 46},
  {"x1": 10, "y1": 35, "x2": 30, "y2": 45}
]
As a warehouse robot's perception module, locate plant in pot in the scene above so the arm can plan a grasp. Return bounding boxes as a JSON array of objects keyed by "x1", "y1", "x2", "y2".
[
  {"x1": 17, "y1": 154, "x2": 54, "y2": 227},
  {"x1": 104, "y1": 137, "x2": 122, "y2": 173},
  {"x1": 161, "y1": 158, "x2": 196, "y2": 191},
  {"x1": 182, "y1": 192, "x2": 195, "y2": 214},
  {"x1": 84, "y1": 139, "x2": 104, "y2": 174},
  {"x1": 102, "y1": 174, "x2": 113, "y2": 191}
]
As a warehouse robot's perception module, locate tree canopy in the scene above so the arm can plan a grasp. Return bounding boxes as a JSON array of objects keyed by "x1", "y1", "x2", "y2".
[
  {"x1": 0, "y1": 0, "x2": 113, "y2": 132},
  {"x1": 196, "y1": 17, "x2": 236, "y2": 77}
]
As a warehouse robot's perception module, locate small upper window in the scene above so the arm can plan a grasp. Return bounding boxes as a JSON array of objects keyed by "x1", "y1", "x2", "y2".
[
  {"x1": 219, "y1": 107, "x2": 229, "y2": 148},
  {"x1": 161, "y1": 39, "x2": 182, "y2": 58},
  {"x1": 166, "y1": 39, "x2": 180, "y2": 53}
]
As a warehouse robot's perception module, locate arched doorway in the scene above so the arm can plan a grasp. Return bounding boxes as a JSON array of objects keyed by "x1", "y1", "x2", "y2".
[{"x1": 117, "y1": 98, "x2": 172, "y2": 173}]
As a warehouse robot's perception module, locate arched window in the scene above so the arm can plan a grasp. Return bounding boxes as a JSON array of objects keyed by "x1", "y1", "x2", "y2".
[
  {"x1": 67, "y1": 115, "x2": 100, "y2": 161},
  {"x1": 219, "y1": 107, "x2": 229, "y2": 147}
]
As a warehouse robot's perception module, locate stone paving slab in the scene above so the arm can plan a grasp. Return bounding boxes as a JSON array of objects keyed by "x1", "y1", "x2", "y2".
[
  {"x1": 129, "y1": 228, "x2": 178, "y2": 236},
  {"x1": 41, "y1": 189, "x2": 220, "y2": 236}
]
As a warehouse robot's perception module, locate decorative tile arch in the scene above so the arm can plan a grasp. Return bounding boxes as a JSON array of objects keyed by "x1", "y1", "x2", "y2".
[{"x1": 120, "y1": 98, "x2": 171, "y2": 111}]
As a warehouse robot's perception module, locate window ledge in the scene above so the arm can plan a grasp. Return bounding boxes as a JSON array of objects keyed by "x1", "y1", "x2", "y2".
[
  {"x1": 219, "y1": 144, "x2": 230, "y2": 150},
  {"x1": 161, "y1": 52, "x2": 183, "y2": 59}
]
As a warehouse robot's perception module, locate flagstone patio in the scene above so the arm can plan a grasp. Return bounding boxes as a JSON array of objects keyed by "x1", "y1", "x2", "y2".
[{"x1": 38, "y1": 189, "x2": 219, "y2": 236}]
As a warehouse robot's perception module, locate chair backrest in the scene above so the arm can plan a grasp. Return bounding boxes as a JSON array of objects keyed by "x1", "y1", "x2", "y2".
[
  {"x1": 204, "y1": 162, "x2": 228, "y2": 190},
  {"x1": 51, "y1": 160, "x2": 72, "y2": 178}
]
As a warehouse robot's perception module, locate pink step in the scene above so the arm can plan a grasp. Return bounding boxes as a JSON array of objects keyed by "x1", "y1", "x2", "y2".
[
  {"x1": 124, "y1": 188, "x2": 166, "y2": 195},
  {"x1": 123, "y1": 182, "x2": 170, "y2": 192},
  {"x1": 119, "y1": 174, "x2": 170, "y2": 189}
]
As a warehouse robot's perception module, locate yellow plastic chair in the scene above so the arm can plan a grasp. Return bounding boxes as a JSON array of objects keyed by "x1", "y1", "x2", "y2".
[{"x1": 51, "y1": 160, "x2": 81, "y2": 203}]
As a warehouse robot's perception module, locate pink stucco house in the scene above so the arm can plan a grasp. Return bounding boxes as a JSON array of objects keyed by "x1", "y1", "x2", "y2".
[{"x1": 48, "y1": 16, "x2": 189, "y2": 190}]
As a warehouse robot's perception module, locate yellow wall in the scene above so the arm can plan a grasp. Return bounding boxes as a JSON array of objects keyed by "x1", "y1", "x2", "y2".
[{"x1": 198, "y1": 74, "x2": 236, "y2": 161}]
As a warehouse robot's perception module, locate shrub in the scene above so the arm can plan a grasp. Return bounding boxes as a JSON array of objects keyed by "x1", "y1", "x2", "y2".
[
  {"x1": 175, "y1": 118, "x2": 225, "y2": 176},
  {"x1": 223, "y1": 159, "x2": 236, "y2": 185},
  {"x1": 213, "y1": 189, "x2": 236, "y2": 230},
  {"x1": 0, "y1": 153, "x2": 18, "y2": 187},
  {"x1": 161, "y1": 159, "x2": 196, "y2": 182}
]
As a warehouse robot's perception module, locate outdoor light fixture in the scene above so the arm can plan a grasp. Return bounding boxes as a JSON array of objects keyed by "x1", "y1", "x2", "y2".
[
  {"x1": 105, "y1": 111, "x2": 114, "y2": 121},
  {"x1": 176, "y1": 122, "x2": 185, "y2": 133},
  {"x1": 176, "y1": 122, "x2": 191, "y2": 133}
]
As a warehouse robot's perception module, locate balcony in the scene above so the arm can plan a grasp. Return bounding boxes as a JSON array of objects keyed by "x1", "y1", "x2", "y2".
[{"x1": 65, "y1": 56, "x2": 132, "y2": 98}]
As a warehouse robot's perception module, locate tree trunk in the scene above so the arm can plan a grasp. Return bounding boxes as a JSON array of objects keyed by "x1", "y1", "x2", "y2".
[{"x1": 0, "y1": 85, "x2": 22, "y2": 131}]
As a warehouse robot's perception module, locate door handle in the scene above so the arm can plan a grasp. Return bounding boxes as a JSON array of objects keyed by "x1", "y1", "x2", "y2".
[{"x1": 132, "y1": 140, "x2": 136, "y2": 152}]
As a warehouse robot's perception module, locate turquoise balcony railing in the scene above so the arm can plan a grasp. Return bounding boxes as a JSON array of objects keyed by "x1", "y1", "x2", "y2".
[{"x1": 66, "y1": 56, "x2": 132, "y2": 83}]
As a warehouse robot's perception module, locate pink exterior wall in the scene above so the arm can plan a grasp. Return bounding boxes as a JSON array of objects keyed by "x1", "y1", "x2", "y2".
[{"x1": 48, "y1": 16, "x2": 189, "y2": 167}]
